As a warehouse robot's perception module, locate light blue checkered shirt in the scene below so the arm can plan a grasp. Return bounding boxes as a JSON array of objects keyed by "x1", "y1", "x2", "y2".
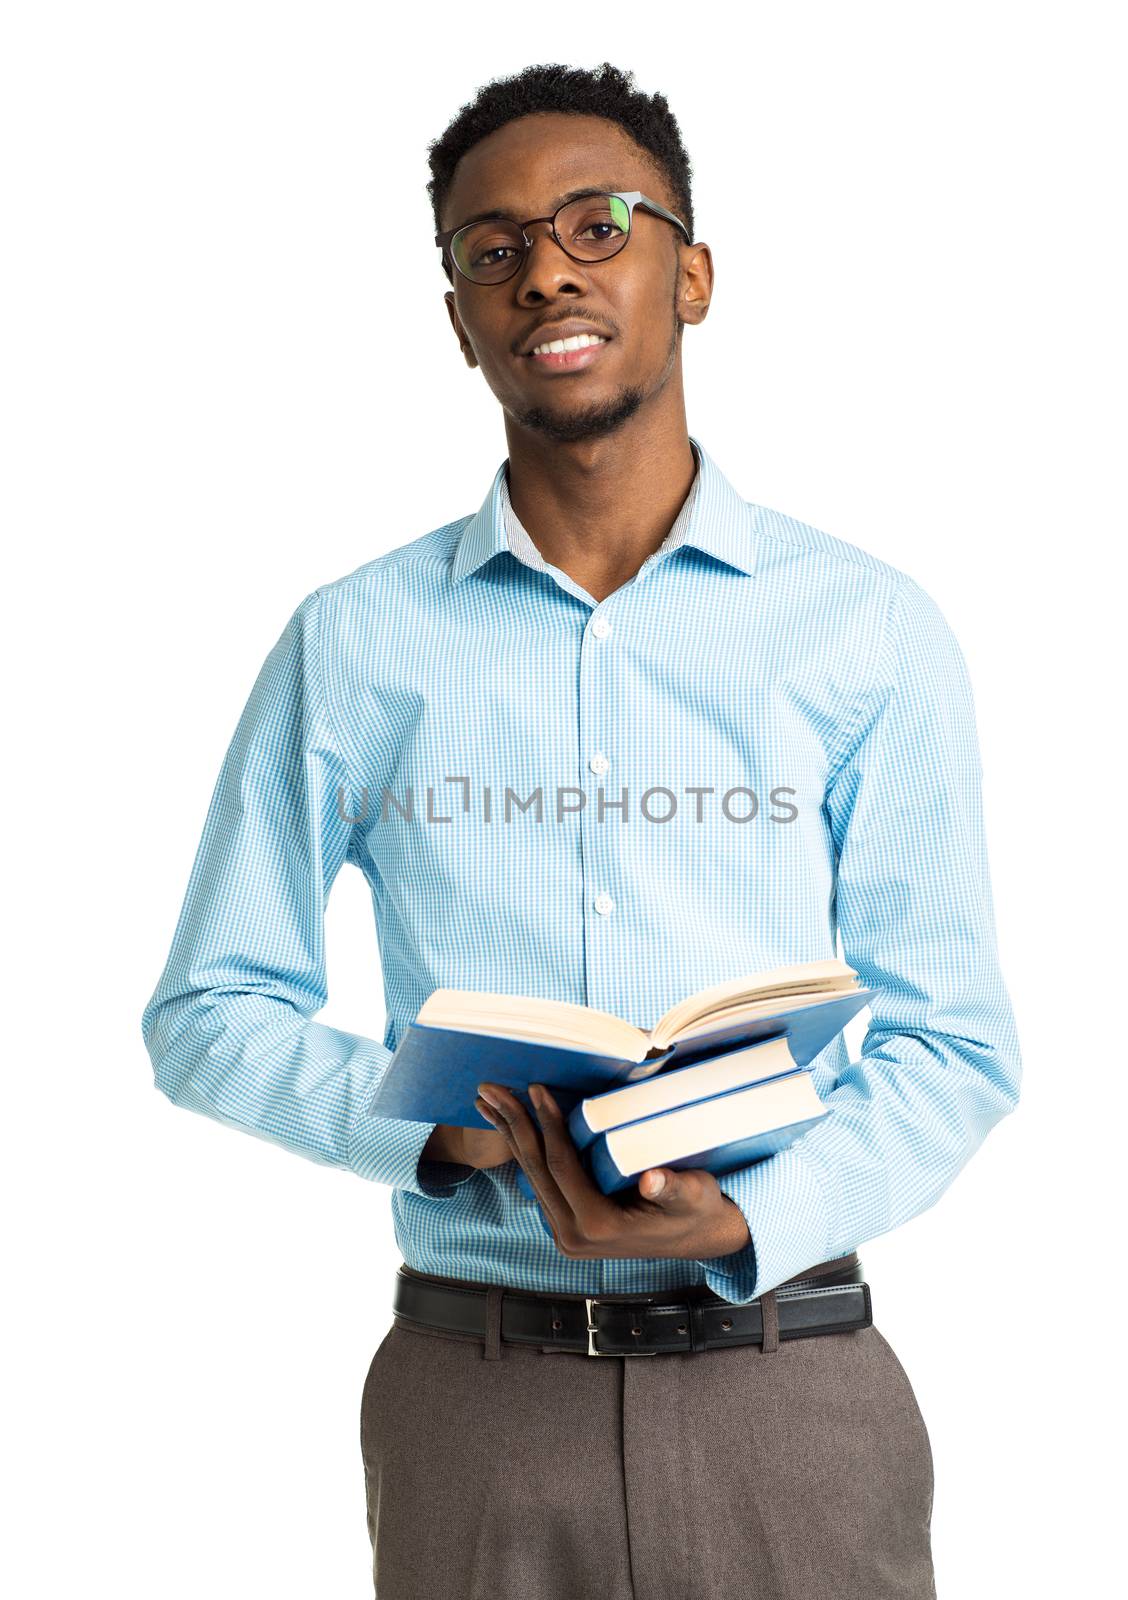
[{"x1": 141, "y1": 436, "x2": 1021, "y2": 1304}]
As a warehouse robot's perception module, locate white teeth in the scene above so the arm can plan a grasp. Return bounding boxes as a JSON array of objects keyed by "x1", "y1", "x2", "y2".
[{"x1": 531, "y1": 333, "x2": 608, "y2": 356}]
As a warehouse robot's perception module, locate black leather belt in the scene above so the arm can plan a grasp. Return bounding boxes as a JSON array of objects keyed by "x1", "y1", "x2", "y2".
[{"x1": 392, "y1": 1253, "x2": 871, "y2": 1357}]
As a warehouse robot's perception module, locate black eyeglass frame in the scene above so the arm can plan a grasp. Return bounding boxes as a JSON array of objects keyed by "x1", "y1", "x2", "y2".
[{"x1": 434, "y1": 190, "x2": 692, "y2": 285}]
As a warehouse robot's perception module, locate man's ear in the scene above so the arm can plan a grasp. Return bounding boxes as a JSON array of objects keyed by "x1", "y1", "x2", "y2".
[
  {"x1": 444, "y1": 291, "x2": 479, "y2": 369},
  {"x1": 678, "y1": 242, "x2": 714, "y2": 330}
]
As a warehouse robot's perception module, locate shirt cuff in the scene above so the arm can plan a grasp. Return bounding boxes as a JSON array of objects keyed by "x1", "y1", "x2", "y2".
[
  {"x1": 693, "y1": 1143, "x2": 834, "y2": 1305},
  {"x1": 417, "y1": 1147, "x2": 481, "y2": 1196},
  {"x1": 346, "y1": 1103, "x2": 478, "y2": 1199}
]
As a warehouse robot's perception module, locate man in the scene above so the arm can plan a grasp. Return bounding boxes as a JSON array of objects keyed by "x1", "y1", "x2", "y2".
[{"x1": 142, "y1": 60, "x2": 1021, "y2": 1600}]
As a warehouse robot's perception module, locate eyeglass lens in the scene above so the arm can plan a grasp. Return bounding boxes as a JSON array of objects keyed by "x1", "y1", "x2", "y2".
[{"x1": 452, "y1": 193, "x2": 632, "y2": 283}]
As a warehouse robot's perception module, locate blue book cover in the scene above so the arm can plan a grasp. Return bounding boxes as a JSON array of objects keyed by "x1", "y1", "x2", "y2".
[{"x1": 367, "y1": 1025, "x2": 638, "y2": 1129}]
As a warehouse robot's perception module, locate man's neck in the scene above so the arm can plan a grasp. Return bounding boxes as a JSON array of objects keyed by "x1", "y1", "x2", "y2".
[{"x1": 503, "y1": 421, "x2": 698, "y2": 603}]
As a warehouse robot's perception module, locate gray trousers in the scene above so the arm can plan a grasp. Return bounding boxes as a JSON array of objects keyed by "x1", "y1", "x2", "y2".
[{"x1": 359, "y1": 1260, "x2": 935, "y2": 1599}]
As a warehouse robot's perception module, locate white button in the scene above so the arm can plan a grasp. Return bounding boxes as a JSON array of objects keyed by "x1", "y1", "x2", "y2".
[
  {"x1": 589, "y1": 752, "x2": 610, "y2": 775},
  {"x1": 594, "y1": 893, "x2": 614, "y2": 916},
  {"x1": 591, "y1": 615, "x2": 611, "y2": 638}
]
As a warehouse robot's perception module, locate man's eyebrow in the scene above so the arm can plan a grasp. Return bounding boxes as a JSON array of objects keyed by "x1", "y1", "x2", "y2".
[{"x1": 450, "y1": 185, "x2": 627, "y2": 230}]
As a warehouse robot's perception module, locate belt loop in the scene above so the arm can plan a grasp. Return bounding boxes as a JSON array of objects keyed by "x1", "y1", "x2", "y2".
[
  {"x1": 482, "y1": 1285, "x2": 505, "y2": 1360},
  {"x1": 688, "y1": 1299, "x2": 708, "y2": 1353},
  {"x1": 760, "y1": 1288, "x2": 780, "y2": 1354}
]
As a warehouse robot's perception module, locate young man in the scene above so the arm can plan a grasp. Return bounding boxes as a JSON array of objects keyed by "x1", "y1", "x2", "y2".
[{"x1": 142, "y1": 61, "x2": 1021, "y2": 1600}]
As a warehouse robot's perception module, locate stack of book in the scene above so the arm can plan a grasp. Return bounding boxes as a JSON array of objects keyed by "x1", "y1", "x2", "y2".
[{"x1": 367, "y1": 958, "x2": 871, "y2": 1200}]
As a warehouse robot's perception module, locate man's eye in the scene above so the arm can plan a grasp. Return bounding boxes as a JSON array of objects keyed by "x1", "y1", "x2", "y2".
[{"x1": 472, "y1": 245, "x2": 518, "y2": 267}]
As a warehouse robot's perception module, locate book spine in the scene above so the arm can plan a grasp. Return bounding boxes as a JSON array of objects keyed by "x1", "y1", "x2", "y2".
[{"x1": 566, "y1": 1100, "x2": 599, "y2": 1151}]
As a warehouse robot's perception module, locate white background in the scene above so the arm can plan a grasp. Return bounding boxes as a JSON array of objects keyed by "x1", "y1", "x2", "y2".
[{"x1": 3, "y1": 3, "x2": 1123, "y2": 1595}]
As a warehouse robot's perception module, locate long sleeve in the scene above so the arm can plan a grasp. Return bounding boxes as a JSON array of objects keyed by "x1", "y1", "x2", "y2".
[
  {"x1": 695, "y1": 576, "x2": 1022, "y2": 1303},
  {"x1": 140, "y1": 589, "x2": 477, "y2": 1199}
]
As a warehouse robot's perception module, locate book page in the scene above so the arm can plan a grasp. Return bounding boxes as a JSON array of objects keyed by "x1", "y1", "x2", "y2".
[
  {"x1": 415, "y1": 989, "x2": 651, "y2": 1060},
  {"x1": 651, "y1": 958, "x2": 859, "y2": 1049}
]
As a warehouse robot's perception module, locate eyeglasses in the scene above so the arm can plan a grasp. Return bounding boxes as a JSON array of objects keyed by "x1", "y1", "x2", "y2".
[{"x1": 435, "y1": 189, "x2": 692, "y2": 286}]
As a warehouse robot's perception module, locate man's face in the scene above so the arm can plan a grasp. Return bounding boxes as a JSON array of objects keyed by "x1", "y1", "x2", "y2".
[{"x1": 438, "y1": 113, "x2": 711, "y2": 445}]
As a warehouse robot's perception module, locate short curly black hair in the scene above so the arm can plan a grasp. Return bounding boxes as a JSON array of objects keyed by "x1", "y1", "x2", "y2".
[{"x1": 426, "y1": 61, "x2": 695, "y2": 265}]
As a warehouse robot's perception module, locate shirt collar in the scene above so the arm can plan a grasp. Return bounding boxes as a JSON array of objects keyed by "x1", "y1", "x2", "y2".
[{"x1": 450, "y1": 435, "x2": 759, "y2": 585}]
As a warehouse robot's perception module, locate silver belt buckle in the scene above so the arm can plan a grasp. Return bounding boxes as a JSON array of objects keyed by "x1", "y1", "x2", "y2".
[{"x1": 584, "y1": 1295, "x2": 658, "y2": 1356}]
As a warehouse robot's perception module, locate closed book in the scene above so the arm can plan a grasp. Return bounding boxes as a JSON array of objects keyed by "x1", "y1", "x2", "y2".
[{"x1": 567, "y1": 1034, "x2": 799, "y2": 1152}]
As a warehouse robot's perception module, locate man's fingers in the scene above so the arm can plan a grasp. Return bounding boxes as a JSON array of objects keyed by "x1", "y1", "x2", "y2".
[
  {"x1": 475, "y1": 1083, "x2": 571, "y2": 1220},
  {"x1": 477, "y1": 1082, "x2": 616, "y2": 1241},
  {"x1": 525, "y1": 1084, "x2": 655, "y2": 1249},
  {"x1": 528, "y1": 1085, "x2": 604, "y2": 1195},
  {"x1": 634, "y1": 1167, "x2": 712, "y2": 1210},
  {"x1": 474, "y1": 1085, "x2": 726, "y2": 1259}
]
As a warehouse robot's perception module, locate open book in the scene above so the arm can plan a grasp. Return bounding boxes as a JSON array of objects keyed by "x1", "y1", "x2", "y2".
[
  {"x1": 367, "y1": 958, "x2": 872, "y2": 1130},
  {"x1": 414, "y1": 957, "x2": 861, "y2": 1062}
]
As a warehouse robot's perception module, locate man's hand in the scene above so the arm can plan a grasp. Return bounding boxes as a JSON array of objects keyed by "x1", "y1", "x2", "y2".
[
  {"x1": 422, "y1": 1122, "x2": 514, "y2": 1170},
  {"x1": 475, "y1": 1081, "x2": 752, "y2": 1261}
]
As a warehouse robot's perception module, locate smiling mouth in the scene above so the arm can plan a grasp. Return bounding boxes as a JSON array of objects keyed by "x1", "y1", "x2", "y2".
[{"x1": 524, "y1": 335, "x2": 612, "y2": 372}]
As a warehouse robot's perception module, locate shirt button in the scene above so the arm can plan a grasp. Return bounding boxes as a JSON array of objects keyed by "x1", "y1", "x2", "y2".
[
  {"x1": 594, "y1": 893, "x2": 614, "y2": 916},
  {"x1": 589, "y1": 752, "x2": 610, "y2": 775},
  {"x1": 591, "y1": 615, "x2": 611, "y2": 639}
]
